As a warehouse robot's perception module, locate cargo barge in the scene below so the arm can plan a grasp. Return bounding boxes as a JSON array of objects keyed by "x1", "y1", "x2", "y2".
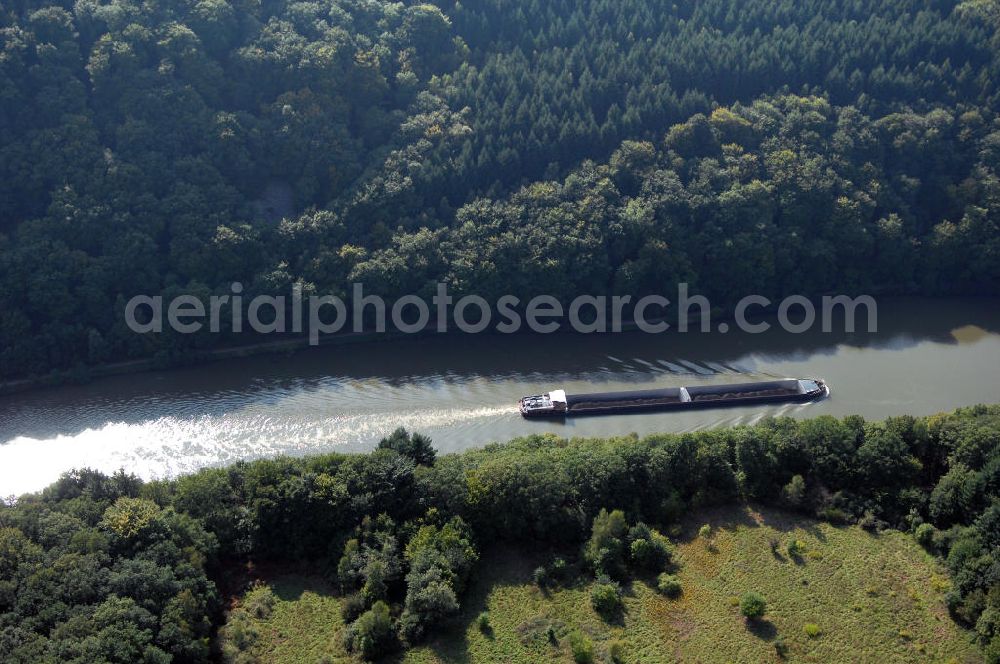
[{"x1": 518, "y1": 378, "x2": 829, "y2": 418}]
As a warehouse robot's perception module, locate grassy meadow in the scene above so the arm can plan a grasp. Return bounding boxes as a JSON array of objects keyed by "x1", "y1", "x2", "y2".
[{"x1": 224, "y1": 505, "x2": 981, "y2": 663}]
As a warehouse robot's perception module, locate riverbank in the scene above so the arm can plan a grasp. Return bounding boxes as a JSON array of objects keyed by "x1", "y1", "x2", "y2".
[{"x1": 2, "y1": 296, "x2": 998, "y2": 498}]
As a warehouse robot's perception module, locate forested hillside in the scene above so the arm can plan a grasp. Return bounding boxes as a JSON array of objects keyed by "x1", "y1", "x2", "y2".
[
  {"x1": 2, "y1": 406, "x2": 999, "y2": 661},
  {"x1": 425, "y1": 0, "x2": 1000, "y2": 192},
  {"x1": 1, "y1": 0, "x2": 999, "y2": 378}
]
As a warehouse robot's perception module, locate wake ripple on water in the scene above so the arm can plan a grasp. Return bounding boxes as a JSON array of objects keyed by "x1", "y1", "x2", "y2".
[{"x1": 0, "y1": 403, "x2": 520, "y2": 497}]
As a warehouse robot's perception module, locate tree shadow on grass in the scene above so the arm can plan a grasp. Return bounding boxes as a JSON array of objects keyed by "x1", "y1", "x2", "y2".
[
  {"x1": 264, "y1": 573, "x2": 336, "y2": 602},
  {"x1": 746, "y1": 618, "x2": 777, "y2": 641},
  {"x1": 386, "y1": 615, "x2": 473, "y2": 664},
  {"x1": 702, "y1": 506, "x2": 761, "y2": 533},
  {"x1": 596, "y1": 605, "x2": 627, "y2": 627},
  {"x1": 802, "y1": 522, "x2": 829, "y2": 543},
  {"x1": 674, "y1": 505, "x2": 761, "y2": 545},
  {"x1": 410, "y1": 630, "x2": 473, "y2": 664},
  {"x1": 752, "y1": 507, "x2": 836, "y2": 543}
]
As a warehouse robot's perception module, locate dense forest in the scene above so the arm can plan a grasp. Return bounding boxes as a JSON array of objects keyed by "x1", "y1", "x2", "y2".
[
  {"x1": 1, "y1": 0, "x2": 999, "y2": 378},
  {"x1": 1, "y1": 405, "x2": 999, "y2": 661}
]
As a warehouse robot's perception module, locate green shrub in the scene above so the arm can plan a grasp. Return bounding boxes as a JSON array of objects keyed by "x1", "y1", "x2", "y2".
[
  {"x1": 550, "y1": 556, "x2": 569, "y2": 583},
  {"x1": 977, "y1": 607, "x2": 1000, "y2": 647},
  {"x1": 609, "y1": 639, "x2": 625, "y2": 663},
  {"x1": 661, "y1": 491, "x2": 685, "y2": 525},
  {"x1": 803, "y1": 623, "x2": 821, "y2": 637},
  {"x1": 698, "y1": 524, "x2": 712, "y2": 540},
  {"x1": 786, "y1": 539, "x2": 805, "y2": 557},
  {"x1": 533, "y1": 565, "x2": 548, "y2": 587},
  {"x1": 378, "y1": 427, "x2": 436, "y2": 466},
  {"x1": 341, "y1": 592, "x2": 366, "y2": 623},
  {"x1": 858, "y1": 510, "x2": 881, "y2": 531},
  {"x1": 591, "y1": 580, "x2": 623, "y2": 618},
  {"x1": 984, "y1": 634, "x2": 1000, "y2": 664},
  {"x1": 657, "y1": 573, "x2": 682, "y2": 598},
  {"x1": 739, "y1": 591, "x2": 767, "y2": 619},
  {"x1": 774, "y1": 636, "x2": 789, "y2": 658},
  {"x1": 782, "y1": 475, "x2": 807, "y2": 507},
  {"x1": 627, "y1": 523, "x2": 673, "y2": 573},
  {"x1": 100, "y1": 497, "x2": 161, "y2": 541},
  {"x1": 361, "y1": 558, "x2": 389, "y2": 604},
  {"x1": 398, "y1": 517, "x2": 477, "y2": 643},
  {"x1": 915, "y1": 523, "x2": 937, "y2": 548},
  {"x1": 344, "y1": 601, "x2": 395, "y2": 660},
  {"x1": 817, "y1": 507, "x2": 850, "y2": 524},
  {"x1": 337, "y1": 538, "x2": 362, "y2": 591},
  {"x1": 585, "y1": 509, "x2": 629, "y2": 579},
  {"x1": 477, "y1": 611, "x2": 490, "y2": 632},
  {"x1": 569, "y1": 630, "x2": 595, "y2": 663},
  {"x1": 398, "y1": 573, "x2": 460, "y2": 643},
  {"x1": 222, "y1": 613, "x2": 259, "y2": 653},
  {"x1": 242, "y1": 585, "x2": 276, "y2": 620}
]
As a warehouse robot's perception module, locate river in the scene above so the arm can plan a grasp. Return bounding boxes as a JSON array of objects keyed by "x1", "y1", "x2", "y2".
[{"x1": 1, "y1": 297, "x2": 998, "y2": 496}]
